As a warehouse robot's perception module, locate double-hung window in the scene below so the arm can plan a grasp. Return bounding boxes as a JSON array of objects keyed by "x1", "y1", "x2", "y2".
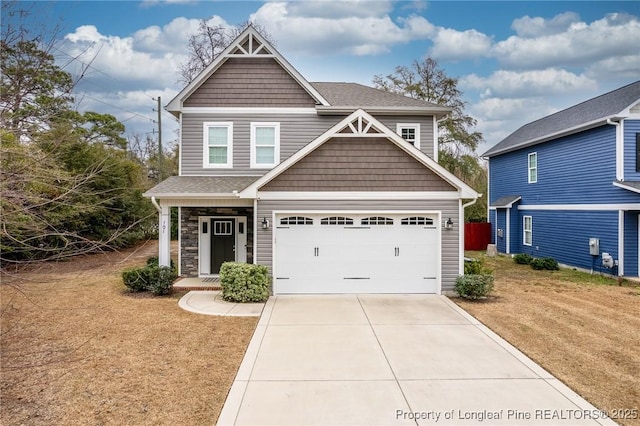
[
  {"x1": 397, "y1": 123, "x2": 420, "y2": 148},
  {"x1": 523, "y1": 216, "x2": 533, "y2": 246},
  {"x1": 251, "y1": 122, "x2": 280, "y2": 168},
  {"x1": 203, "y1": 122, "x2": 232, "y2": 168},
  {"x1": 528, "y1": 152, "x2": 537, "y2": 183}
]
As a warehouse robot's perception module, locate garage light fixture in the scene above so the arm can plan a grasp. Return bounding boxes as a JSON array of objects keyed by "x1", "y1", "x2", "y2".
[
  {"x1": 262, "y1": 217, "x2": 270, "y2": 230},
  {"x1": 445, "y1": 218, "x2": 454, "y2": 230}
]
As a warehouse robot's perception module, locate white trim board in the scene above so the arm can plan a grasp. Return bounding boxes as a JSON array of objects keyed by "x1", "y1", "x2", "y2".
[
  {"x1": 518, "y1": 204, "x2": 640, "y2": 211},
  {"x1": 256, "y1": 191, "x2": 463, "y2": 200},
  {"x1": 181, "y1": 107, "x2": 317, "y2": 115}
]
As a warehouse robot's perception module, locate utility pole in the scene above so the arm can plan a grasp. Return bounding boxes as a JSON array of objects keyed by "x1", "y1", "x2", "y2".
[{"x1": 156, "y1": 96, "x2": 163, "y2": 182}]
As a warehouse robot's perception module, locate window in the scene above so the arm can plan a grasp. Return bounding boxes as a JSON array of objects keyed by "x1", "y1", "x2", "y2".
[
  {"x1": 251, "y1": 122, "x2": 280, "y2": 168},
  {"x1": 280, "y1": 216, "x2": 313, "y2": 225},
  {"x1": 523, "y1": 216, "x2": 533, "y2": 246},
  {"x1": 401, "y1": 217, "x2": 434, "y2": 226},
  {"x1": 397, "y1": 123, "x2": 420, "y2": 148},
  {"x1": 203, "y1": 122, "x2": 232, "y2": 168},
  {"x1": 361, "y1": 216, "x2": 393, "y2": 225},
  {"x1": 320, "y1": 216, "x2": 354, "y2": 225},
  {"x1": 528, "y1": 152, "x2": 537, "y2": 183}
]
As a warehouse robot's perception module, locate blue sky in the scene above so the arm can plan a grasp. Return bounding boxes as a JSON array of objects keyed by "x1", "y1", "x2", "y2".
[{"x1": 6, "y1": 1, "x2": 640, "y2": 153}]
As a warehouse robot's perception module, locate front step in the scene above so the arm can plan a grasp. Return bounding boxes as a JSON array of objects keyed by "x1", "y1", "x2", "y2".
[{"x1": 172, "y1": 277, "x2": 222, "y2": 292}]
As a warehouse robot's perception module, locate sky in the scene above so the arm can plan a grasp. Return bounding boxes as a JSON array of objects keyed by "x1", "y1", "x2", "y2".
[{"x1": 4, "y1": 0, "x2": 640, "y2": 154}]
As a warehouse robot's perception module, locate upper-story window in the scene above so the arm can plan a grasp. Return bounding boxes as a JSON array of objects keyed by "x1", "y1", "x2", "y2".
[
  {"x1": 528, "y1": 152, "x2": 537, "y2": 183},
  {"x1": 397, "y1": 123, "x2": 420, "y2": 148},
  {"x1": 203, "y1": 122, "x2": 233, "y2": 168},
  {"x1": 251, "y1": 122, "x2": 280, "y2": 168}
]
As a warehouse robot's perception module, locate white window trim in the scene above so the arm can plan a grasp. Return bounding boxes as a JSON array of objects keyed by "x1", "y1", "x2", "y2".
[
  {"x1": 523, "y1": 215, "x2": 533, "y2": 246},
  {"x1": 397, "y1": 123, "x2": 420, "y2": 149},
  {"x1": 528, "y1": 152, "x2": 537, "y2": 183},
  {"x1": 250, "y1": 122, "x2": 280, "y2": 168},
  {"x1": 203, "y1": 122, "x2": 233, "y2": 168}
]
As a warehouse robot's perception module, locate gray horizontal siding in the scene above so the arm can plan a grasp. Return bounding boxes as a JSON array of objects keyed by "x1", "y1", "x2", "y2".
[
  {"x1": 181, "y1": 113, "x2": 437, "y2": 176},
  {"x1": 377, "y1": 115, "x2": 435, "y2": 159},
  {"x1": 181, "y1": 113, "x2": 343, "y2": 176},
  {"x1": 256, "y1": 199, "x2": 460, "y2": 293}
]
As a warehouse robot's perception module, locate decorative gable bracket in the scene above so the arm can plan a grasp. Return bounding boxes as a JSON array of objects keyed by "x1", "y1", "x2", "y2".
[{"x1": 230, "y1": 33, "x2": 273, "y2": 56}]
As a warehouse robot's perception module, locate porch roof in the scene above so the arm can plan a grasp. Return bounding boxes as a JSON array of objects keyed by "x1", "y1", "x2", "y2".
[
  {"x1": 613, "y1": 181, "x2": 640, "y2": 195},
  {"x1": 143, "y1": 176, "x2": 260, "y2": 198},
  {"x1": 491, "y1": 195, "x2": 522, "y2": 208}
]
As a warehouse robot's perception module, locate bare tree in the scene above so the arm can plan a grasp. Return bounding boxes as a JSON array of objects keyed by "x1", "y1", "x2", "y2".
[{"x1": 178, "y1": 20, "x2": 274, "y2": 84}]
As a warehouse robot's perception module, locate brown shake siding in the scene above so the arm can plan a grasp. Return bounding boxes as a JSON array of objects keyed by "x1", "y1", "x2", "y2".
[
  {"x1": 260, "y1": 137, "x2": 456, "y2": 192},
  {"x1": 183, "y1": 58, "x2": 317, "y2": 107}
]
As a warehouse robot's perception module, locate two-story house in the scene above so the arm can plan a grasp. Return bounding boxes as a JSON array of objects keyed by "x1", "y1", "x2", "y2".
[
  {"x1": 144, "y1": 26, "x2": 479, "y2": 295},
  {"x1": 483, "y1": 81, "x2": 640, "y2": 279}
]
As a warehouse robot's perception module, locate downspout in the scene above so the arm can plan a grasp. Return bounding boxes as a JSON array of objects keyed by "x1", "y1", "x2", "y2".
[
  {"x1": 151, "y1": 196, "x2": 161, "y2": 212},
  {"x1": 607, "y1": 119, "x2": 623, "y2": 181}
]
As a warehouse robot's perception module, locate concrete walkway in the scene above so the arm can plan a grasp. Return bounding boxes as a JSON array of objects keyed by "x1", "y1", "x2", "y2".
[
  {"x1": 218, "y1": 294, "x2": 615, "y2": 426},
  {"x1": 178, "y1": 291, "x2": 264, "y2": 317}
]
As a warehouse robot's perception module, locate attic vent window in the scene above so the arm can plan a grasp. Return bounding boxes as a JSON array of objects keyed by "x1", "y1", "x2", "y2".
[
  {"x1": 321, "y1": 216, "x2": 354, "y2": 225},
  {"x1": 397, "y1": 123, "x2": 420, "y2": 148}
]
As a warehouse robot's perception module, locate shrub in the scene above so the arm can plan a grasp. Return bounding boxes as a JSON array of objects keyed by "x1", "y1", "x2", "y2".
[
  {"x1": 464, "y1": 258, "x2": 484, "y2": 275},
  {"x1": 122, "y1": 267, "x2": 149, "y2": 292},
  {"x1": 121, "y1": 257, "x2": 177, "y2": 295},
  {"x1": 455, "y1": 274, "x2": 495, "y2": 300},
  {"x1": 530, "y1": 257, "x2": 560, "y2": 271},
  {"x1": 220, "y1": 262, "x2": 269, "y2": 303},
  {"x1": 513, "y1": 253, "x2": 533, "y2": 265}
]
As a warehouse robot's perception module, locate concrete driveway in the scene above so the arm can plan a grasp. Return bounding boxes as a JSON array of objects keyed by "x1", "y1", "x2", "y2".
[{"x1": 218, "y1": 295, "x2": 615, "y2": 425}]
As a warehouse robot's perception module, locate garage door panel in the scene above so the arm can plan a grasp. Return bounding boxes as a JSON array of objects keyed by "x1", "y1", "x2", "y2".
[{"x1": 274, "y1": 213, "x2": 440, "y2": 294}]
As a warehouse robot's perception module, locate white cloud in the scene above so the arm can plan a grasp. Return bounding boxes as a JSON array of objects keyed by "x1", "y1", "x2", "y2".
[
  {"x1": 493, "y1": 12, "x2": 640, "y2": 69},
  {"x1": 461, "y1": 69, "x2": 597, "y2": 99},
  {"x1": 586, "y1": 54, "x2": 640, "y2": 80},
  {"x1": 250, "y1": 2, "x2": 433, "y2": 56},
  {"x1": 511, "y1": 11, "x2": 580, "y2": 38},
  {"x1": 429, "y1": 28, "x2": 492, "y2": 61},
  {"x1": 132, "y1": 16, "x2": 230, "y2": 53}
]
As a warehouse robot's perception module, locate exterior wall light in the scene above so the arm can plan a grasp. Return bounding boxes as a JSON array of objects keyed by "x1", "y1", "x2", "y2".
[
  {"x1": 445, "y1": 217, "x2": 454, "y2": 230},
  {"x1": 262, "y1": 217, "x2": 270, "y2": 230}
]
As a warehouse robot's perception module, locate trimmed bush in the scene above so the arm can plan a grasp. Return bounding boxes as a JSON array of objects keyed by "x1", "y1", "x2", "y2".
[
  {"x1": 455, "y1": 274, "x2": 494, "y2": 300},
  {"x1": 464, "y1": 258, "x2": 484, "y2": 275},
  {"x1": 530, "y1": 257, "x2": 560, "y2": 271},
  {"x1": 220, "y1": 262, "x2": 269, "y2": 303},
  {"x1": 513, "y1": 253, "x2": 533, "y2": 265},
  {"x1": 121, "y1": 257, "x2": 178, "y2": 295}
]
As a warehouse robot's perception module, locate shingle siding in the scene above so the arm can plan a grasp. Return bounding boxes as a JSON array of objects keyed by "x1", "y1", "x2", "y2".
[
  {"x1": 255, "y1": 199, "x2": 461, "y2": 292},
  {"x1": 260, "y1": 137, "x2": 454, "y2": 192},
  {"x1": 184, "y1": 58, "x2": 317, "y2": 107}
]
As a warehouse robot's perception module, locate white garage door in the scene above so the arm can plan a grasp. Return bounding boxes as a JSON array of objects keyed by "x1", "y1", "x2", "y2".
[{"x1": 274, "y1": 213, "x2": 440, "y2": 294}]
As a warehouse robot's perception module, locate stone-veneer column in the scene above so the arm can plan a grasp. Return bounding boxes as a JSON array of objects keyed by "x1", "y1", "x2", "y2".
[{"x1": 180, "y1": 207, "x2": 254, "y2": 277}]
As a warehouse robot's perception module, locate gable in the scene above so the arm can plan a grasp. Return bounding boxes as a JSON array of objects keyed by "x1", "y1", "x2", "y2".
[
  {"x1": 183, "y1": 57, "x2": 317, "y2": 107},
  {"x1": 259, "y1": 136, "x2": 456, "y2": 192}
]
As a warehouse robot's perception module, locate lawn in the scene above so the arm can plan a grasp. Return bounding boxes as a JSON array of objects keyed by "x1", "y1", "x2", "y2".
[
  {"x1": 0, "y1": 241, "x2": 258, "y2": 425},
  {"x1": 454, "y1": 252, "x2": 640, "y2": 426}
]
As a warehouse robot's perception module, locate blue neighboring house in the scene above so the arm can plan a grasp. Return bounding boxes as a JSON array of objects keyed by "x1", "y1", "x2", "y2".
[{"x1": 483, "y1": 81, "x2": 640, "y2": 279}]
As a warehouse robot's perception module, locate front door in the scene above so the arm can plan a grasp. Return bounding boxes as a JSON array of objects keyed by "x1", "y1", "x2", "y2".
[{"x1": 211, "y1": 219, "x2": 235, "y2": 274}]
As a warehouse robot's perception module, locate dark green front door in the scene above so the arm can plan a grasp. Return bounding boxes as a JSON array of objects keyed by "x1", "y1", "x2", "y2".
[{"x1": 211, "y1": 219, "x2": 235, "y2": 274}]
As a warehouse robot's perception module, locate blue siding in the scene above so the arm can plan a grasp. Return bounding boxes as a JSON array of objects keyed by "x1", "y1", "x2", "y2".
[
  {"x1": 489, "y1": 210, "x2": 497, "y2": 244},
  {"x1": 624, "y1": 119, "x2": 640, "y2": 180},
  {"x1": 624, "y1": 211, "x2": 639, "y2": 277},
  {"x1": 509, "y1": 206, "x2": 520, "y2": 253},
  {"x1": 496, "y1": 209, "x2": 506, "y2": 253},
  {"x1": 517, "y1": 210, "x2": 619, "y2": 273},
  {"x1": 489, "y1": 125, "x2": 639, "y2": 205}
]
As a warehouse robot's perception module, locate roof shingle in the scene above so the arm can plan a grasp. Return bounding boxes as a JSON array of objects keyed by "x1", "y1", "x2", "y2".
[
  {"x1": 483, "y1": 81, "x2": 640, "y2": 157},
  {"x1": 144, "y1": 176, "x2": 260, "y2": 197}
]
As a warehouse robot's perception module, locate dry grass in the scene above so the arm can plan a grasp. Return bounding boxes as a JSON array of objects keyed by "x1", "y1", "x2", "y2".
[
  {"x1": 454, "y1": 252, "x2": 640, "y2": 426},
  {"x1": 1, "y1": 241, "x2": 258, "y2": 425}
]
